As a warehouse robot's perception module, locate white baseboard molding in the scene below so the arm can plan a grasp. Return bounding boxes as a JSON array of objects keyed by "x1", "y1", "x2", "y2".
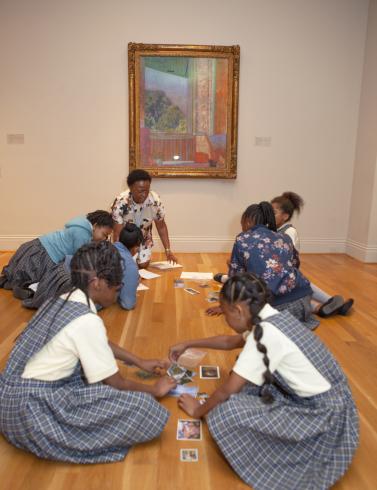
[
  {"x1": 346, "y1": 239, "x2": 377, "y2": 263},
  {"x1": 0, "y1": 236, "x2": 37, "y2": 250},
  {"x1": 153, "y1": 236, "x2": 347, "y2": 254},
  {"x1": 2, "y1": 235, "x2": 375, "y2": 263}
]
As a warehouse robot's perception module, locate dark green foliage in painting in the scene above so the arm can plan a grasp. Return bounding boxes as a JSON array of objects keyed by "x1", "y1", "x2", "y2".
[{"x1": 145, "y1": 90, "x2": 186, "y2": 132}]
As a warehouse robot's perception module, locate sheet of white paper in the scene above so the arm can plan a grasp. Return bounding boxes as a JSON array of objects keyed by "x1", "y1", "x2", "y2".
[
  {"x1": 137, "y1": 283, "x2": 149, "y2": 291},
  {"x1": 139, "y1": 269, "x2": 161, "y2": 280},
  {"x1": 150, "y1": 261, "x2": 183, "y2": 270},
  {"x1": 180, "y1": 272, "x2": 213, "y2": 280}
]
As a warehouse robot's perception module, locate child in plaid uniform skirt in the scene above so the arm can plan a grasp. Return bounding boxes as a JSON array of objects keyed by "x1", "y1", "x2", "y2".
[
  {"x1": 0, "y1": 242, "x2": 175, "y2": 463},
  {"x1": 0, "y1": 211, "x2": 113, "y2": 309},
  {"x1": 170, "y1": 273, "x2": 359, "y2": 489}
]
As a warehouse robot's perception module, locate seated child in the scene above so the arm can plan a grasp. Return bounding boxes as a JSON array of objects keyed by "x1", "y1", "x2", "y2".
[
  {"x1": 0, "y1": 210, "x2": 113, "y2": 309},
  {"x1": 271, "y1": 191, "x2": 354, "y2": 317},
  {"x1": 0, "y1": 241, "x2": 176, "y2": 463},
  {"x1": 212, "y1": 201, "x2": 318, "y2": 330},
  {"x1": 169, "y1": 273, "x2": 359, "y2": 489},
  {"x1": 114, "y1": 223, "x2": 143, "y2": 310}
]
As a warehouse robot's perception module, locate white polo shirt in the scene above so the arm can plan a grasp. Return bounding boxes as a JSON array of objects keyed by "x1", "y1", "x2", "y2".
[
  {"x1": 22, "y1": 289, "x2": 118, "y2": 384},
  {"x1": 233, "y1": 304, "x2": 331, "y2": 397}
]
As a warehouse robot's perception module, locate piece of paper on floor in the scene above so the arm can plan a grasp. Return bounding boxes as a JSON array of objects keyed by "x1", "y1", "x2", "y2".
[
  {"x1": 150, "y1": 261, "x2": 183, "y2": 270},
  {"x1": 168, "y1": 384, "x2": 199, "y2": 397},
  {"x1": 139, "y1": 269, "x2": 160, "y2": 280},
  {"x1": 180, "y1": 272, "x2": 213, "y2": 281},
  {"x1": 137, "y1": 283, "x2": 149, "y2": 291}
]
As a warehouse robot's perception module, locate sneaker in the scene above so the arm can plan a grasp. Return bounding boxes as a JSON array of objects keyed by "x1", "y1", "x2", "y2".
[
  {"x1": 337, "y1": 298, "x2": 354, "y2": 316},
  {"x1": 317, "y1": 295, "x2": 345, "y2": 318}
]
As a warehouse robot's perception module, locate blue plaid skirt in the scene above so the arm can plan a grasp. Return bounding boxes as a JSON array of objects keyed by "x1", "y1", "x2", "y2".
[{"x1": 0, "y1": 371, "x2": 169, "y2": 463}]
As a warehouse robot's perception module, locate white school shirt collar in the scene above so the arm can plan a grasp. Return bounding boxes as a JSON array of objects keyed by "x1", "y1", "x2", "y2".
[
  {"x1": 243, "y1": 303, "x2": 278, "y2": 339},
  {"x1": 60, "y1": 288, "x2": 97, "y2": 314}
]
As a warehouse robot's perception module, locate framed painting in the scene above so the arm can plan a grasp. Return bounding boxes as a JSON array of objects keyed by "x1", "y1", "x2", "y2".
[{"x1": 128, "y1": 43, "x2": 240, "y2": 178}]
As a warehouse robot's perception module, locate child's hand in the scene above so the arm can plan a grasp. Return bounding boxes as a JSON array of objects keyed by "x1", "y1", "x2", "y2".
[
  {"x1": 141, "y1": 359, "x2": 169, "y2": 374},
  {"x1": 205, "y1": 305, "x2": 223, "y2": 316},
  {"x1": 169, "y1": 343, "x2": 187, "y2": 362},
  {"x1": 178, "y1": 394, "x2": 201, "y2": 417},
  {"x1": 152, "y1": 376, "x2": 177, "y2": 398}
]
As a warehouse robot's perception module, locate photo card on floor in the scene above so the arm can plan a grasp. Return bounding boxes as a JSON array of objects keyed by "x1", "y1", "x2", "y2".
[
  {"x1": 200, "y1": 365, "x2": 220, "y2": 379},
  {"x1": 180, "y1": 448, "x2": 199, "y2": 462},
  {"x1": 177, "y1": 419, "x2": 202, "y2": 441}
]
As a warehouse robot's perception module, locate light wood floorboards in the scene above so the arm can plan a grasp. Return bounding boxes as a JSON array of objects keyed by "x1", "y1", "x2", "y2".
[{"x1": 0, "y1": 252, "x2": 376, "y2": 489}]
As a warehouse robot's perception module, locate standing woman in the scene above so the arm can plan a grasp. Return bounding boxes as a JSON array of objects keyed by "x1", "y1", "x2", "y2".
[
  {"x1": 0, "y1": 241, "x2": 175, "y2": 463},
  {"x1": 111, "y1": 169, "x2": 177, "y2": 267}
]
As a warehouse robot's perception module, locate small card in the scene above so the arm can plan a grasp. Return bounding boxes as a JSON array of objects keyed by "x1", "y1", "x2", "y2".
[
  {"x1": 169, "y1": 385, "x2": 198, "y2": 398},
  {"x1": 137, "y1": 283, "x2": 149, "y2": 291},
  {"x1": 180, "y1": 272, "x2": 213, "y2": 280},
  {"x1": 174, "y1": 279, "x2": 185, "y2": 288},
  {"x1": 197, "y1": 392, "x2": 209, "y2": 405},
  {"x1": 139, "y1": 269, "x2": 160, "y2": 280},
  {"x1": 180, "y1": 448, "x2": 199, "y2": 462},
  {"x1": 184, "y1": 287, "x2": 200, "y2": 295},
  {"x1": 150, "y1": 261, "x2": 183, "y2": 270},
  {"x1": 177, "y1": 419, "x2": 202, "y2": 441},
  {"x1": 134, "y1": 369, "x2": 157, "y2": 379},
  {"x1": 167, "y1": 363, "x2": 187, "y2": 380},
  {"x1": 200, "y1": 365, "x2": 220, "y2": 379}
]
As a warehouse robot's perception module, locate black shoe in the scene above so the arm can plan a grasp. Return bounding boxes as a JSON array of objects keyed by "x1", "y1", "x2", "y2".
[
  {"x1": 337, "y1": 298, "x2": 354, "y2": 316},
  {"x1": 13, "y1": 286, "x2": 34, "y2": 300},
  {"x1": 317, "y1": 295, "x2": 345, "y2": 318},
  {"x1": 214, "y1": 273, "x2": 229, "y2": 284},
  {"x1": 0, "y1": 275, "x2": 8, "y2": 288}
]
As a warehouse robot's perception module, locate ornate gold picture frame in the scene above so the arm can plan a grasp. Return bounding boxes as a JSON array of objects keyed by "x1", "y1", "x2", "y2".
[{"x1": 128, "y1": 43, "x2": 240, "y2": 178}]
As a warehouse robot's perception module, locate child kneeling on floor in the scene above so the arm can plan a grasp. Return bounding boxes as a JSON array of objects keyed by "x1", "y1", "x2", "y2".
[
  {"x1": 0, "y1": 241, "x2": 175, "y2": 463},
  {"x1": 170, "y1": 272, "x2": 359, "y2": 489}
]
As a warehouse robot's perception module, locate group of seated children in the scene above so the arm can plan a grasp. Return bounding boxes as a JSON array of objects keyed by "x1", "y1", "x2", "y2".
[{"x1": 0, "y1": 192, "x2": 358, "y2": 488}]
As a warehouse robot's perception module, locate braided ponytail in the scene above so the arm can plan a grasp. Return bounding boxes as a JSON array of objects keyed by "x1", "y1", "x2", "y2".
[{"x1": 221, "y1": 272, "x2": 274, "y2": 404}]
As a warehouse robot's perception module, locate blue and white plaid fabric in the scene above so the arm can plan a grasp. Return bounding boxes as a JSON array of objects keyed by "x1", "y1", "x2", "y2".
[
  {"x1": 207, "y1": 310, "x2": 359, "y2": 489},
  {"x1": 274, "y1": 295, "x2": 320, "y2": 330},
  {"x1": 1, "y1": 239, "x2": 72, "y2": 309},
  {"x1": 0, "y1": 297, "x2": 169, "y2": 463}
]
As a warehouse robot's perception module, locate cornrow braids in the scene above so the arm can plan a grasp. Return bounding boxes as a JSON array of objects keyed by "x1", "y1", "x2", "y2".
[
  {"x1": 86, "y1": 210, "x2": 114, "y2": 228},
  {"x1": 221, "y1": 272, "x2": 274, "y2": 404},
  {"x1": 242, "y1": 202, "x2": 277, "y2": 232},
  {"x1": 34, "y1": 241, "x2": 123, "y2": 328},
  {"x1": 271, "y1": 191, "x2": 304, "y2": 220}
]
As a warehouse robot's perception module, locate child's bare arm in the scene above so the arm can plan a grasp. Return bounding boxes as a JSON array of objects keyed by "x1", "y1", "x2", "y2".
[
  {"x1": 169, "y1": 335, "x2": 245, "y2": 362},
  {"x1": 178, "y1": 371, "x2": 247, "y2": 418}
]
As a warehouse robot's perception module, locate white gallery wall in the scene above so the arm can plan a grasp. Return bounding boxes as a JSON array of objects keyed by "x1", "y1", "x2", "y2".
[{"x1": 0, "y1": 0, "x2": 374, "y2": 260}]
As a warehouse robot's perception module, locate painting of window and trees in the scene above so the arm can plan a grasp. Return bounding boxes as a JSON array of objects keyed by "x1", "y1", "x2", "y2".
[{"x1": 128, "y1": 44, "x2": 240, "y2": 178}]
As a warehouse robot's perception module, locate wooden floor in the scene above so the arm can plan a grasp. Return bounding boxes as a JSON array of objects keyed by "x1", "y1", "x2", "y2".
[{"x1": 0, "y1": 252, "x2": 376, "y2": 490}]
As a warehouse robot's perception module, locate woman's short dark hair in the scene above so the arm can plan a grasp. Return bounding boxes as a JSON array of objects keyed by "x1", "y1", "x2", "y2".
[{"x1": 127, "y1": 169, "x2": 152, "y2": 187}]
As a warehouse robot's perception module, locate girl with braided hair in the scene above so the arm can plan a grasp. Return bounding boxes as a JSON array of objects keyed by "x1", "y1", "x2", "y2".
[
  {"x1": 169, "y1": 272, "x2": 359, "y2": 489},
  {"x1": 211, "y1": 201, "x2": 319, "y2": 329},
  {"x1": 0, "y1": 210, "x2": 114, "y2": 309},
  {"x1": 0, "y1": 241, "x2": 175, "y2": 463},
  {"x1": 271, "y1": 191, "x2": 354, "y2": 317}
]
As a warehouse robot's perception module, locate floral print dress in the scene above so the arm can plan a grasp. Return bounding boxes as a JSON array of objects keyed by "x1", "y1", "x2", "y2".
[
  {"x1": 111, "y1": 190, "x2": 165, "y2": 254},
  {"x1": 229, "y1": 224, "x2": 312, "y2": 306}
]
